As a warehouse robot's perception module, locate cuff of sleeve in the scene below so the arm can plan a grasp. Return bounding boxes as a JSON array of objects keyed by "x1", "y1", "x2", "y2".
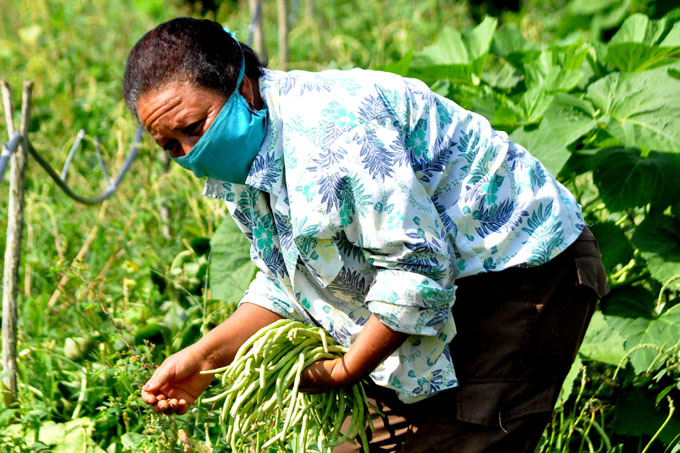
[
  {"x1": 365, "y1": 269, "x2": 456, "y2": 336},
  {"x1": 239, "y1": 272, "x2": 309, "y2": 322}
]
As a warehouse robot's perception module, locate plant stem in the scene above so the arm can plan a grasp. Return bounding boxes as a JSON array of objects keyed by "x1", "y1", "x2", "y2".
[
  {"x1": 71, "y1": 369, "x2": 88, "y2": 420},
  {"x1": 642, "y1": 396, "x2": 675, "y2": 453},
  {"x1": 609, "y1": 270, "x2": 650, "y2": 290}
]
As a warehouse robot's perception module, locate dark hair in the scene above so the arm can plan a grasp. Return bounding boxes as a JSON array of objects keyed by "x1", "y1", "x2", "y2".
[{"x1": 123, "y1": 17, "x2": 266, "y2": 117}]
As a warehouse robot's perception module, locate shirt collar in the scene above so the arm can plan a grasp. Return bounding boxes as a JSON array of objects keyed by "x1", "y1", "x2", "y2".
[{"x1": 244, "y1": 69, "x2": 285, "y2": 195}]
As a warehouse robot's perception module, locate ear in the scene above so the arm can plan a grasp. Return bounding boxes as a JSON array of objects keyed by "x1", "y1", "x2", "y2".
[{"x1": 239, "y1": 76, "x2": 256, "y2": 108}]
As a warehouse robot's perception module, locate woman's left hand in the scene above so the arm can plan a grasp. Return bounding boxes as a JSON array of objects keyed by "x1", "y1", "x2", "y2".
[
  {"x1": 299, "y1": 314, "x2": 409, "y2": 393},
  {"x1": 300, "y1": 357, "x2": 352, "y2": 393}
]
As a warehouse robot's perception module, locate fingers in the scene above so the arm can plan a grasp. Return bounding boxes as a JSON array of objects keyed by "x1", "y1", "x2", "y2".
[
  {"x1": 146, "y1": 394, "x2": 189, "y2": 415},
  {"x1": 176, "y1": 399, "x2": 190, "y2": 415},
  {"x1": 144, "y1": 363, "x2": 173, "y2": 393},
  {"x1": 141, "y1": 388, "x2": 157, "y2": 405},
  {"x1": 143, "y1": 383, "x2": 194, "y2": 416}
]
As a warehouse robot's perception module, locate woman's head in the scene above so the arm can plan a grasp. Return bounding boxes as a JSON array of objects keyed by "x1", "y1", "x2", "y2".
[
  {"x1": 123, "y1": 17, "x2": 265, "y2": 118},
  {"x1": 123, "y1": 17, "x2": 266, "y2": 157}
]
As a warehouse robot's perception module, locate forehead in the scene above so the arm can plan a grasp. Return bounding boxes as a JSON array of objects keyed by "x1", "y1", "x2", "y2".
[{"x1": 137, "y1": 81, "x2": 224, "y2": 133}]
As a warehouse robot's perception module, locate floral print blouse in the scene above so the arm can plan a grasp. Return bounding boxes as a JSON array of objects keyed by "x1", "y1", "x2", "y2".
[{"x1": 202, "y1": 68, "x2": 585, "y2": 403}]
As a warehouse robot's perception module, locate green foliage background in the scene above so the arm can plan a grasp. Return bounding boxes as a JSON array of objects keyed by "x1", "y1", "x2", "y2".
[{"x1": 0, "y1": 0, "x2": 679, "y2": 451}]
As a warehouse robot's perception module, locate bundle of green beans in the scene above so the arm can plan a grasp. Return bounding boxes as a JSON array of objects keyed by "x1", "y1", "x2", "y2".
[{"x1": 201, "y1": 319, "x2": 374, "y2": 452}]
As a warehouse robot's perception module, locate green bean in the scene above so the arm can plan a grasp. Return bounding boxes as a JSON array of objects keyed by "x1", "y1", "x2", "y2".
[
  {"x1": 281, "y1": 353, "x2": 305, "y2": 439},
  {"x1": 202, "y1": 319, "x2": 374, "y2": 451},
  {"x1": 298, "y1": 411, "x2": 309, "y2": 453}
]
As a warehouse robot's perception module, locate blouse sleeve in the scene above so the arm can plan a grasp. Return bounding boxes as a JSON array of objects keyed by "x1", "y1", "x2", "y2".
[
  {"x1": 334, "y1": 117, "x2": 458, "y2": 338},
  {"x1": 240, "y1": 270, "x2": 311, "y2": 323}
]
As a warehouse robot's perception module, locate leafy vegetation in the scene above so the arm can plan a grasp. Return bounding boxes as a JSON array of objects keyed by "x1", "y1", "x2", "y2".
[{"x1": 1, "y1": 0, "x2": 679, "y2": 451}]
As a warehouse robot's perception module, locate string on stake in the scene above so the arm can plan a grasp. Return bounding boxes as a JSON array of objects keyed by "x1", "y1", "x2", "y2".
[
  {"x1": 1, "y1": 124, "x2": 142, "y2": 204},
  {"x1": 0, "y1": 131, "x2": 22, "y2": 182},
  {"x1": 60, "y1": 129, "x2": 85, "y2": 181},
  {"x1": 26, "y1": 126, "x2": 142, "y2": 205}
]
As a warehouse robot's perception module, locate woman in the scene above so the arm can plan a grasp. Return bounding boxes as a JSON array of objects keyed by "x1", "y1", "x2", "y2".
[{"x1": 125, "y1": 17, "x2": 608, "y2": 452}]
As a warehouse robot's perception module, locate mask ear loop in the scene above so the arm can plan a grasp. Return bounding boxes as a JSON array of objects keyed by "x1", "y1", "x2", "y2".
[{"x1": 223, "y1": 26, "x2": 246, "y2": 94}]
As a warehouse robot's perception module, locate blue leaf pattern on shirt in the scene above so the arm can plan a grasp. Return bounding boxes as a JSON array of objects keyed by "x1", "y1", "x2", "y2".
[
  {"x1": 357, "y1": 128, "x2": 398, "y2": 181},
  {"x1": 529, "y1": 161, "x2": 547, "y2": 192},
  {"x1": 358, "y1": 94, "x2": 391, "y2": 122},
  {"x1": 333, "y1": 231, "x2": 367, "y2": 263},
  {"x1": 248, "y1": 152, "x2": 282, "y2": 192},
  {"x1": 279, "y1": 76, "x2": 333, "y2": 96},
  {"x1": 473, "y1": 199, "x2": 528, "y2": 238},
  {"x1": 522, "y1": 201, "x2": 565, "y2": 264},
  {"x1": 328, "y1": 268, "x2": 368, "y2": 298}
]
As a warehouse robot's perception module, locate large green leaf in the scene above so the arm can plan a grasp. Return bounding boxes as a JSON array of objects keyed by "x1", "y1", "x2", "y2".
[
  {"x1": 510, "y1": 123, "x2": 569, "y2": 175},
  {"x1": 482, "y1": 59, "x2": 521, "y2": 90},
  {"x1": 606, "y1": 304, "x2": 680, "y2": 373},
  {"x1": 612, "y1": 387, "x2": 680, "y2": 444},
  {"x1": 555, "y1": 355, "x2": 583, "y2": 409},
  {"x1": 408, "y1": 64, "x2": 474, "y2": 86},
  {"x1": 592, "y1": 149, "x2": 680, "y2": 211},
  {"x1": 632, "y1": 212, "x2": 680, "y2": 289},
  {"x1": 586, "y1": 66, "x2": 680, "y2": 151},
  {"x1": 491, "y1": 24, "x2": 538, "y2": 69},
  {"x1": 517, "y1": 86, "x2": 553, "y2": 124},
  {"x1": 543, "y1": 94, "x2": 598, "y2": 145},
  {"x1": 409, "y1": 16, "x2": 497, "y2": 85},
  {"x1": 559, "y1": 0, "x2": 631, "y2": 38},
  {"x1": 604, "y1": 14, "x2": 680, "y2": 72},
  {"x1": 376, "y1": 48, "x2": 413, "y2": 77},
  {"x1": 522, "y1": 44, "x2": 588, "y2": 92},
  {"x1": 209, "y1": 216, "x2": 258, "y2": 305},
  {"x1": 510, "y1": 94, "x2": 597, "y2": 174},
  {"x1": 588, "y1": 222, "x2": 634, "y2": 273},
  {"x1": 34, "y1": 418, "x2": 105, "y2": 453},
  {"x1": 462, "y1": 84, "x2": 522, "y2": 130},
  {"x1": 601, "y1": 286, "x2": 656, "y2": 319},
  {"x1": 121, "y1": 432, "x2": 146, "y2": 450},
  {"x1": 579, "y1": 311, "x2": 627, "y2": 366}
]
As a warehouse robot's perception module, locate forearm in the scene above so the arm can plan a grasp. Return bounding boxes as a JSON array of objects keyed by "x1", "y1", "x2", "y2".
[
  {"x1": 341, "y1": 314, "x2": 408, "y2": 383},
  {"x1": 302, "y1": 314, "x2": 408, "y2": 390},
  {"x1": 193, "y1": 302, "x2": 285, "y2": 368}
]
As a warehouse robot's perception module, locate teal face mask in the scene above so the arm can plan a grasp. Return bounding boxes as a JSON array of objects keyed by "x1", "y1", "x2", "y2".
[{"x1": 173, "y1": 28, "x2": 268, "y2": 184}]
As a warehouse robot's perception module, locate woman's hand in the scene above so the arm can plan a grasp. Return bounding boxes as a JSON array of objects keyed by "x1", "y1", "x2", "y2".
[
  {"x1": 300, "y1": 314, "x2": 408, "y2": 393},
  {"x1": 300, "y1": 357, "x2": 351, "y2": 393},
  {"x1": 140, "y1": 302, "x2": 285, "y2": 415},
  {"x1": 141, "y1": 344, "x2": 215, "y2": 415}
]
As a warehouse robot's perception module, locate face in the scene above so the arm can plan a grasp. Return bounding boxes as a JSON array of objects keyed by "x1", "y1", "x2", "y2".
[{"x1": 137, "y1": 80, "x2": 227, "y2": 158}]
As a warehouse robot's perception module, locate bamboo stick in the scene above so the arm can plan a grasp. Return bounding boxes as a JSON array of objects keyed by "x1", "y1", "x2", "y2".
[
  {"x1": 1, "y1": 81, "x2": 14, "y2": 137},
  {"x1": 1, "y1": 81, "x2": 32, "y2": 406},
  {"x1": 277, "y1": 0, "x2": 289, "y2": 70},
  {"x1": 248, "y1": 0, "x2": 266, "y2": 59}
]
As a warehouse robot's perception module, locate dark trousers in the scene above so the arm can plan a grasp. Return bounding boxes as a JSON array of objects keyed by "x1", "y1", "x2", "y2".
[{"x1": 338, "y1": 227, "x2": 609, "y2": 452}]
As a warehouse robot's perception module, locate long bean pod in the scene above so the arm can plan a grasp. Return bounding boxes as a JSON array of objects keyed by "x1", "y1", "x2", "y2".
[{"x1": 201, "y1": 319, "x2": 375, "y2": 452}]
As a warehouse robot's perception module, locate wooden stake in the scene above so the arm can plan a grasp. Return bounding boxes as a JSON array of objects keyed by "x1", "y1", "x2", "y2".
[
  {"x1": 277, "y1": 0, "x2": 290, "y2": 70},
  {"x1": 1, "y1": 82, "x2": 14, "y2": 137},
  {"x1": 1, "y1": 81, "x2": 32, "y2": 406},
  {"x1": 248, "y1": 0, "x2": 267, "y2": 59}
]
